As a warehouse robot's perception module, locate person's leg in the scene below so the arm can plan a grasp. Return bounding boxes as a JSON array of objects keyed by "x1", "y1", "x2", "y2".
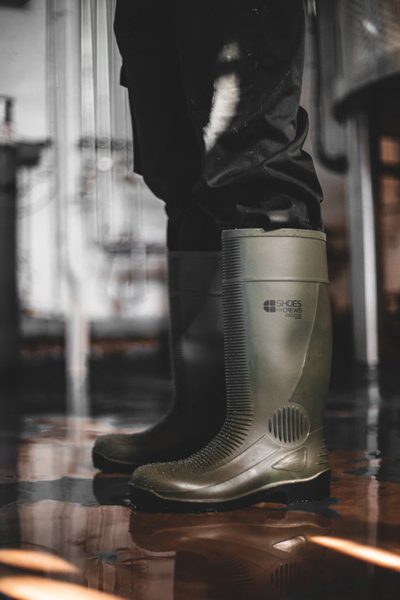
[
  {"x1": 113, "y1": 0, "x2": 199, "y2": 216},
  {"x1": 131, "y1": 228, "x2": 332, "y2": 510},
  {"x1": 128, "y1": 1, "x2": 332, "y2": 508},
  {"x1": 114, "y1": 0, "x2": 223, "y2": 251},
  {"x1": 171, "y1": 0, "x2": 323, "y2": 233},
  {"x1": 93, "y1": 0, "x2": 226, "y2": 471}
]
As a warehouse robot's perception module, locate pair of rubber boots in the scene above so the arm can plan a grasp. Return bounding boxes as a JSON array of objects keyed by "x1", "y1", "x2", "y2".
[{"x1": 93, "y1": 228, "x2": 332, "y2": 511}]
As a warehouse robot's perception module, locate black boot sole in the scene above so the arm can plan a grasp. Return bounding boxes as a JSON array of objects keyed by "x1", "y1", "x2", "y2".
[{"x1": 129, "y1": 470, "x2": 331, "y2": 513}]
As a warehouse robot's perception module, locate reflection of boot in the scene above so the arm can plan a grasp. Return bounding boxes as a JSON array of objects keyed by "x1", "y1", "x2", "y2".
[
  {"x1": 130, "y1": 509, "x2": 331, "y2": 600},
  {"x1": 130, "y1": 229, "x2": 332, "y2": 510},
  {"x1": 93, "y1": 252, "x2": 225, "y2": 472}
]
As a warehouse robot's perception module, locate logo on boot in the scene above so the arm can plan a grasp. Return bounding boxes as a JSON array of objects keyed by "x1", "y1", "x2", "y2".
[{"x1": 263, "y1": 299, "x2": 302, "y2": 319}]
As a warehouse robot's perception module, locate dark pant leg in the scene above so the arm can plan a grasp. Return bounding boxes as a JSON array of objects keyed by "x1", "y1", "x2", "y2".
[
  {"x1": 115, "y1": 1, "x2": 323, "y2": 249},
  {"x1": 171, "y1": 0, "x2": 323, "y2": 231},
  {"x1": 113, "y1": 1, "x2": 200, "y2": 238},
  {"x1": 114, "y1": 0, "x2": 224, "y2": 250}
]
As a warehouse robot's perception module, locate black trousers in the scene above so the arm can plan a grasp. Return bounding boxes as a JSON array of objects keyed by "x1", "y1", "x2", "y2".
[{"x1": 114, "y1": 0, "x2": 323, "y2": 250}]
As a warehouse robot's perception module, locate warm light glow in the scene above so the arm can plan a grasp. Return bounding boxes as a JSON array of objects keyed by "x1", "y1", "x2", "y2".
[
  {"x1": 309, "y1": 536, "x2": 400, "y2": 572},
  {"x1": 0, "y1": 550, "x2": 79, "y2": 574},
  {"x1": 0, "y1": 576, "x2": 124, "y2": 600}
]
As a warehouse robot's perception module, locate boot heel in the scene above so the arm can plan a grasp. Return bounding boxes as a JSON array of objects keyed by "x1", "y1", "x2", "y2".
[{"x1": 281, "y1": 471, "x2": 331, "y2": 505}]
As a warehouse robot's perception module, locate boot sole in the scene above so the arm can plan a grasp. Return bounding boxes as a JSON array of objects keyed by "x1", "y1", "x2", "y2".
[
  {"x1": 129, "y1": 470, "x2": 331, "y2": 513},
  {"x1": 92, "y1": 449, "x2": 138, "y2": 473}
]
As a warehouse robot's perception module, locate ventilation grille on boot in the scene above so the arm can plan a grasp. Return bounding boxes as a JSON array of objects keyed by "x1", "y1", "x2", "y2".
[{"x1": 268, "y1": 405, "x2": 310, "y2": 445}]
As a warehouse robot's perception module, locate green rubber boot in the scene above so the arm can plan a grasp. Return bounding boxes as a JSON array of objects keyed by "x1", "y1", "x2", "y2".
[
  {"x1": 130, "y1": 228, "x2": 332, "y2": 510},
  {"x1": 93, "y1": 251, "x2": 225, "y2": 472}
]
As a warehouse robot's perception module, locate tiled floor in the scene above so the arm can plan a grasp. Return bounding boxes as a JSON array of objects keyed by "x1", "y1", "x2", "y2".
[{"x1": 1, "y1": 359, "x2": 400, "y2": 599}]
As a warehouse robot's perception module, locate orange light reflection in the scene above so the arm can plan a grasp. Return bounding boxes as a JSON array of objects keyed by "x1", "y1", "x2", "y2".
[
  {"x1": 0, "y1": 550, "x2": 79, "y2": 574},
  {"x1": 310, "y1": 536, "x2": 400, "y2": 572},
  {"x1": 0, "y1": 576, "x2": 124, "y2": 600}
]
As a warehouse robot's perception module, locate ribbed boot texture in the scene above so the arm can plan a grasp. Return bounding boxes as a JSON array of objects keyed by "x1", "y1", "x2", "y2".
[
  {"x1": 92, "y1": 251, "x2": 225, "y2": 471},
  {"x1": 130, "y1": 229, "x2": 332, "y2": 510}
]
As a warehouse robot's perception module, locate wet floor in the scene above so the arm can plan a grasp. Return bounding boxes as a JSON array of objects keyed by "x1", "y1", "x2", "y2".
[{"x1": 1, "y1": 358, "x2": 400, "y2": 599}]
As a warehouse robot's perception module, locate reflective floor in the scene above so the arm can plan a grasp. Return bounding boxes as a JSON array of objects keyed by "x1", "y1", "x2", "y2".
[{"x1": 1, "y1": 355, "x2": 400, "y2": 600}]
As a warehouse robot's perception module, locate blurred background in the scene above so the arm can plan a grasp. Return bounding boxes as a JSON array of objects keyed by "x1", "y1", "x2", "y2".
[{"x1": 0, "y1": 0, "x2": 400, "y2": 416}]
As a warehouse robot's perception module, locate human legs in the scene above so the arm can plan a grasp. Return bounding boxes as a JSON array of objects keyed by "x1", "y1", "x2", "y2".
[{"x1": 95, "y1": 1, "x2": 332, "y2": 506}]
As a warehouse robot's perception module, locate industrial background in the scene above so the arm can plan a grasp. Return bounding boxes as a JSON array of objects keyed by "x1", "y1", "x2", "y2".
[{"x1": 1, "y1": 2, "x2": 400, "y2": 599}]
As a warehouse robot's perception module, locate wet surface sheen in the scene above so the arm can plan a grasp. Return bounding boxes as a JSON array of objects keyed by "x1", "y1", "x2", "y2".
[{"x1": 1, "y1": 370, "x2": 400, "y2": 599}]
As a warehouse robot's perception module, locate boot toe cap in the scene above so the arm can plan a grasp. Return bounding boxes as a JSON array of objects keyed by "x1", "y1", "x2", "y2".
[
  {"x1": 93, "y1": 434, "x2": 138, "y2": 464},
  {"x1": 131, "y1": 462, "x2": 199, "y2": 495}
]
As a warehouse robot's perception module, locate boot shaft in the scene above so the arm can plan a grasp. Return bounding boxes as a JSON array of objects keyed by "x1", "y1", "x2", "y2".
[
  {"x1": 167, "y1": 251, "x2": 225, "y2": 418},
  {"x1": 222, "y1": 228, "x2": 331, "y2": 455}
]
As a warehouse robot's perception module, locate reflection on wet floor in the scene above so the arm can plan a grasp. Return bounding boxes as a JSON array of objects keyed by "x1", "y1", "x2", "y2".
[{"x1": 1, "y1": 367, "x2": 400, "y2": 599}]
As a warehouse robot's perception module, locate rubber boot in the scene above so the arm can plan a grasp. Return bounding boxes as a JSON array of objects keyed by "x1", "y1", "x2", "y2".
[
  {"x1": 92, "y1": 251, "x2": 225, "y2": 471},
  {"x1": 130, "y1": 228, "x2": 332, "y2": 510}
]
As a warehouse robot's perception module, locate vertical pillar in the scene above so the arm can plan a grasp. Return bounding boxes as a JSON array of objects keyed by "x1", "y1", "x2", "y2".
[
  {"x1": 346, "y1": 112, "x2": 380, "y2": 367},
  {"x1": 0, "y1": 98, "x2": 18, "y2": 375},
  {"x1": 47, "y1": 0, "x2": 90, "y2": 415}
]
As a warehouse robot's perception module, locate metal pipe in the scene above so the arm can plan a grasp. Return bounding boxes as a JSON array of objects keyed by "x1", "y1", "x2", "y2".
[
  {"x1": 346, "y1": 112, "x2": 380, "y2": 367},
  {"x1": 47, "y1": 0, "x2": 90, "y2": 416},
  {"x1": 308, "y1": 1, "x2": 348, "y2": 173}
]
